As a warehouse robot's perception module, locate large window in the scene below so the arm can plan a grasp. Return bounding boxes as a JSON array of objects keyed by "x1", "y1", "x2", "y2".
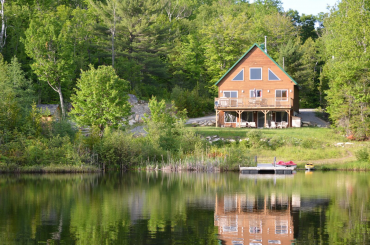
[
  {"x1": 275, "y1": 89, "x2": 288, "y2": 101},
  {"x1": 225, "y1": 112, "x2": 237, "y2": 123},
  {"x1": 249, "y1": 220, "x2": 262, "y2": 234},
  {"x1": 275, "y1": 112, "x2": 288, "y2": 122},
  {"x1": 241, "y1": 112, "x2": 253, "y2": 122},
  {"x1": 250, "y1": 89, "x2": 262, "y2": 98},
  {"x1": 223, "y1": 91, "x2": 238, "y2": 98},
  {"x1": 268, "y1": 68, "x2": 280, "y2": 80},
  {"x1": 232, "y1": 69, "x2": 244, "y2": 81},
  {"x1": 275, "y1": 220, "x2": 288, "y2": 234},
  {"x1": 250, "y1": 68, "x2": 262, "y2": 80}
]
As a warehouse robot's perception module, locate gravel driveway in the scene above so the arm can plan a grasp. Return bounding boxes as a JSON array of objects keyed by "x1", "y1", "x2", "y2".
[{"x1": 298, "y1": 109, "x2": 330, "y2": 127}]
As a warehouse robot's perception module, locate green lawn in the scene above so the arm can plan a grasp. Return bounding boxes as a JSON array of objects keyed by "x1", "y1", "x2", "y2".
[
  {"x1": 188, "y1": 126, "x2": 364, "y2": 165},
  {"x1": 188, "y1": 126, "x2": 346, "y2": 142}
]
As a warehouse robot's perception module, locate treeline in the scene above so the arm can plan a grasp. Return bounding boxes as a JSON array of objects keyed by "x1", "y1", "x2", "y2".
[
  {"x1": 0, "y1": 0, "x2": 325, "y2": 112},
  {"x1": 1, "y1": 0, "x2": 370, "y2": 137}
]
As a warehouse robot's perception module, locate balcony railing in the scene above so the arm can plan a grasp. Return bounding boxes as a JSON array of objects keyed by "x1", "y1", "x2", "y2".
[{"x1": 214, "y1": 97, "x2": 292, "y2": 109}]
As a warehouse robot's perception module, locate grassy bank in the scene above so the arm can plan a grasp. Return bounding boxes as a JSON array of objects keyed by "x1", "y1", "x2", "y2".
[
  {"x1": 0, "y1": 162, "x2": 100, "y2": 173},
  {"x1": 189, "y1": 126, "x2": 362, "y2": 164}
]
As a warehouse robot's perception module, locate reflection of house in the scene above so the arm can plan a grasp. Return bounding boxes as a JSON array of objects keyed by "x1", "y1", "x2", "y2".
[
  {"x1": 214, "y1": 44, "x2": 300, "y2": 128},
  {"x1": 37, "y1": 104, "x2": 61, "y2": 121},
  {"x1": 215, "y1": 194, "x2": 299, "y2": 245}
]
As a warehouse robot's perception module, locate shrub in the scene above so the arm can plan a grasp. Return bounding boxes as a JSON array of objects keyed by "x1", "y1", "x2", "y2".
[
  {"x1": 355, "y1": 148, "x2": 369, "y2": 162},
  {"x1": 246, "y1": 130, "x2": 267, "y2": 148},
  {"x1": 171, "y1": 86, "x2": 213, "y2": 118},
  {"x1": 268, "y1": 135, "x2": 284, "y2": 150}
]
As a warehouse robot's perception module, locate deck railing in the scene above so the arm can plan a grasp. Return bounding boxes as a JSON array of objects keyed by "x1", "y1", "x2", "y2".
[{"x1": 214, "y1": 97, "x2": 292, "y2": 109}]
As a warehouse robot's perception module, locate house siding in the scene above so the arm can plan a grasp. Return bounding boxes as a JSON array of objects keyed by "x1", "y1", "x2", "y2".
[
  {"x1": 215, "y1": 45, "x2": 299, "y2": 128},
  {"x1": 217, "y1": 47, "x2": 296, "y2": 103}
]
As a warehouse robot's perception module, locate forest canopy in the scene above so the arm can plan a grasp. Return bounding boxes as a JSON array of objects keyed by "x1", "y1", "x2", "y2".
[{"x1": 1, "y1": 0, "x2": 369, "y2": 137}]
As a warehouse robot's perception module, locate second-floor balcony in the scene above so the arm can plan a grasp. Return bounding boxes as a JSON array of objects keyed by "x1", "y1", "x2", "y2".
[{"x1": 215, "y1": 97, "x2": 292, "y2": 109}]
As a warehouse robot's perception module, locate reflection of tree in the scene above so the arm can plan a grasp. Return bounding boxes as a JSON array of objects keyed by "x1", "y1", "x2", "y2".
[{"x1": 1, "y1": 172, "x2": 370, "y2": 244}]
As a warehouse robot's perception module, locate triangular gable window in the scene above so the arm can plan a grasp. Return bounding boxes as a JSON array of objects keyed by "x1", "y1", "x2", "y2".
[
  {"x1": 268, "y1": 69, "x2": 280, "y2": 81},
  {"x1": 232, "y1": 69, "x2": 244, "y2": 81}
]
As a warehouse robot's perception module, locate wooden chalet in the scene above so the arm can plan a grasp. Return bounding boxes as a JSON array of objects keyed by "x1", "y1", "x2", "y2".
[{"x1": 214, "y1": 44, "x2": 299, "y2": 128}]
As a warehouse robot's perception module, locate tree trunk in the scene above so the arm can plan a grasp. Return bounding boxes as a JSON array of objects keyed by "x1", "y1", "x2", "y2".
[
  {"x1": 111, "y1": 3, "x2": 116, "y2": 68},
  {"x1": 57, "y1": 84, "x2": 65, "y2": 119},
  {"x1": 0, "y1": 0, "x2": 6, "y2": 52}
]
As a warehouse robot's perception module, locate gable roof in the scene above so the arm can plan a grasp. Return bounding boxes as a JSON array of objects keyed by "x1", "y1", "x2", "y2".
[{"x1": 215, "y1": 43, "x2": 299, "y2": 86}]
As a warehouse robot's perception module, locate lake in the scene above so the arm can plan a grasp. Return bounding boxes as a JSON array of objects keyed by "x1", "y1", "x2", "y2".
[{"x1": 0, "y1": 171, "x2": 369, "y2": 244}]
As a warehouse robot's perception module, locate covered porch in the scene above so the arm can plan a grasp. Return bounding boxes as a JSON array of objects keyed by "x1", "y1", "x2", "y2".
[{"x1": 215, "y1": 109, "x2": 292, "y2": 128}]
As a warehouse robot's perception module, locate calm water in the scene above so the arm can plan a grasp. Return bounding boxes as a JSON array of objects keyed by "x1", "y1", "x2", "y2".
[{"x1": 0, "y1": 171, "x2": 370, "y2": 245}]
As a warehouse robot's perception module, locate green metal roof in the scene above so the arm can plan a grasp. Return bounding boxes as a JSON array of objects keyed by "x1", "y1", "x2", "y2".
[{"x1": 215, "y1": 43, "x2": 299, "y2": 86}]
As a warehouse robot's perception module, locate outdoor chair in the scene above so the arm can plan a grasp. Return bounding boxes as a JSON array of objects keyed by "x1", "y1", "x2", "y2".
[
  {"x1": 219, "y1": 97, "x2": 229, "y2": 107},
  {"x1": 281, "y1": 121, "x2": 288, "y2": 128},
  {"x1": 270, "y1": 121, "x2": 277, "y2": 129},
  {"x1": 240, "y1": 122, "x2": 248, "y2": 128},
  {"x1": 248, "y1": 122, "x2": 256, "y2": 128}
]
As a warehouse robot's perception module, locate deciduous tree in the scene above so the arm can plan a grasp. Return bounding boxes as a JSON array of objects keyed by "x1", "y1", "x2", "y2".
[{"x1": 70, "y1": 65, "x2": 131, "y2": 132}]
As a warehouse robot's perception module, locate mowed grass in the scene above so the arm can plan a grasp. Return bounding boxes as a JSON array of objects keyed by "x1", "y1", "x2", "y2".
[
  {"x1": 188, "y1": 126, "x2": 364, "y2": 163},
  {"x1": 188, "y1": 126, "x2": 345, "y2": 141}
]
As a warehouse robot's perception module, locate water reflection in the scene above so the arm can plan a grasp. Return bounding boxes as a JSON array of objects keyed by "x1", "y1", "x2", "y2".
[
  {"x1": 0, "y1": 172, "x2": 369, "y2": 244},
  {"x1": 215, "y1": 193, "x2": 296, "y2": 245}
]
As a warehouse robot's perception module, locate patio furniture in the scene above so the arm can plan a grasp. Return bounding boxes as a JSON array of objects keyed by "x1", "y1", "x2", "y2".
[
  {"x1": 248, "y1": 122, "x2": 256, "y2": 128},
  {"x1": 276, "y1": 122, "x2": 282, "y2": 128},
  {"x1": 281, "y1": 121, "x2": 288, "y2": 128},
  {"x1": 219, "y1": 97, "x2": 229, "y2": 107},
  {"x1": 240, "y1": 122, "x2": 248, "y2": 128},
  {"x1": 261, "y1": 98, "x2": 269, "y2": 107},
  {"x1": 270, "y1": 121, "x2": 277, "y2": 129}
]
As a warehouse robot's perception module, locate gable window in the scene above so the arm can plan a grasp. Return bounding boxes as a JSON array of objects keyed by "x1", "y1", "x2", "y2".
[
  {"x1": 232, "y1": 69, "x2": 244, "y2": 81},
  {"x1": 223, "y1": 91, "x2": 238, "y2": 98},
  {"x1": 275, "y1": 89, "x2": 288, "y2": 101},
  {"x1": 250, "y1": 68, "x2": 262, "y2": 80},
  {"x1": 268, "y1": 69, "x2": 280, "y2": 81},
  {"x1": 250, "y1": 89, "x2": 262, "y2": 98}
]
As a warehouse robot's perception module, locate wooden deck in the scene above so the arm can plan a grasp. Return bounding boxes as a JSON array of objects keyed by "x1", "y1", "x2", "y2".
[
  {"x1": 240, "y1": 164, "x2": 296, "y2": 174},
  {"x1": 215, "y1": 97, "x2": 293, "y2": 110}
]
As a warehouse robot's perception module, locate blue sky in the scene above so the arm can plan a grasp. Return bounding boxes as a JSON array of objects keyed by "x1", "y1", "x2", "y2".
[{"x1": 281, "y1": 0, "x2": 339, "y2": 16}]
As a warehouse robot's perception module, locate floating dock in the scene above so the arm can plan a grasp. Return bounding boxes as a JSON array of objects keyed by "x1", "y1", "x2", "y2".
[{"x1": 240, "y1": 164, "x2": 295, "y2": 174}]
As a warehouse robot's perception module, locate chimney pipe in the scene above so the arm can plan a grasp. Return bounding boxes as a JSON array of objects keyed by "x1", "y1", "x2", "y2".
[{"x1": 264, "y1": 36, "x2": 267, "y2": 54}]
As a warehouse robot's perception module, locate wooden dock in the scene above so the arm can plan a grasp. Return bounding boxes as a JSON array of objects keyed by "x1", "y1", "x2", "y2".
[{"x1": 240, "y1": 164, "x2": 295, "y2": 174}]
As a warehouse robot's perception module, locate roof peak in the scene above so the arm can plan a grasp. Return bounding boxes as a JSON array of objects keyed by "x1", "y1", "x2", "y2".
[{"x1": 215, "y1": 43, "x2": 298, "y2": 86}]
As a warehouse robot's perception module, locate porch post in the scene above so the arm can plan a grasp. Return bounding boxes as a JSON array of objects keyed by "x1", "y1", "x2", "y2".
[
  {"x1": 237, "y1": 110, "x2": 242, "y2": 128},
  {"x1": 262, "y1": 110, "x2": 269, "y2": 128},
  {"x1": 216, "y1": 110, "x2": 219, "y2": 127},
  {"x1": 285, "y1": 109, "x2": 291, "y2": 127}
]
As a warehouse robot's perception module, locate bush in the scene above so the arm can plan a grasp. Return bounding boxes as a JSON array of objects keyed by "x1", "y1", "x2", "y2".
[
  {"x1": 268, "y1": 135, "x2": 284, "y2": 150},
  {"x1": 246, "y1": 130, "x2": 267, "y2": 148},
  {"x1": 355, "y1": 148, "x2": 369, "y2": 162},
  {"x1": 171, "y1": 86, "x2": 213, "y2": 118},
  {"x1": 98, "y1": 129, "x2": 139, "y2": 168}
]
